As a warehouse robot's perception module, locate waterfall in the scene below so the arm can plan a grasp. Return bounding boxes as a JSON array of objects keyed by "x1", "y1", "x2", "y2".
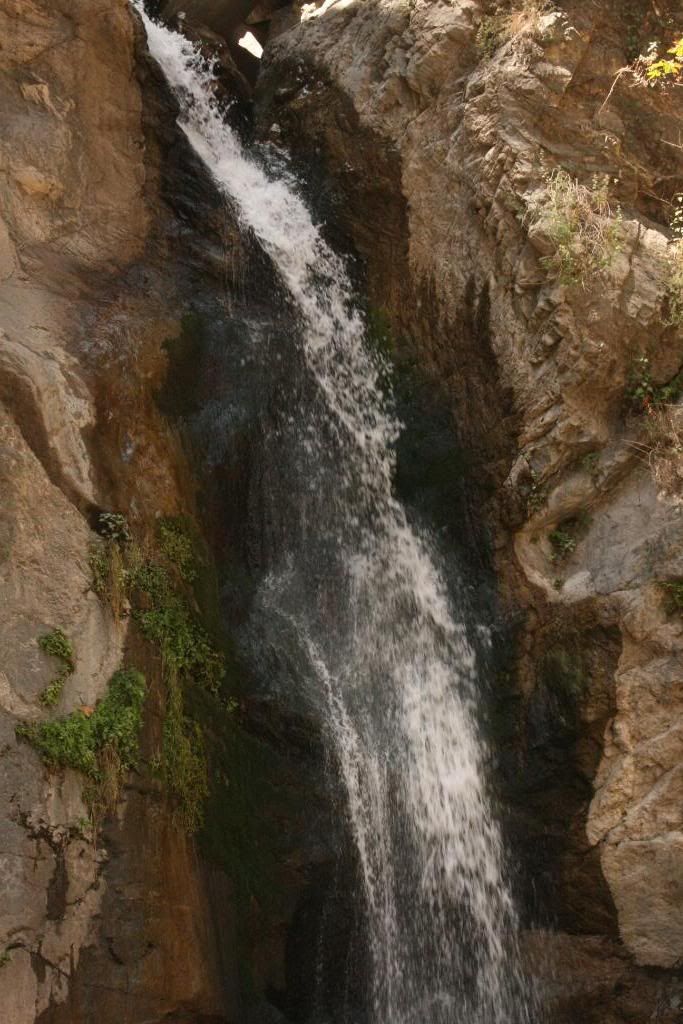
[{"x1": 134, "y1": 6, "x2": 533, "y2": 1022}]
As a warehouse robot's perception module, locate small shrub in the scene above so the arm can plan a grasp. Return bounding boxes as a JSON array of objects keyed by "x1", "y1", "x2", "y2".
[
  {"x1": 505, "y1": 0, "x2": 550, "y2": 37},
  {"x1": 0, "y1": 950, "x2": 10, "y2": 968},
  {"x1": 527, "y1": 169, "x2": 622, "y2": 287},
  {"x1": 18, "y1": 669, "x2": 146, "y2": 813},
  {"x1": 38, "y1": 629, "x2": 74, "y2": 708},
  {"x1": 525, "y1": 468, "x2": 547, "y2": 515},
  {"x1": 38, "y1": 628, "x2": 73, "y2": 670},
  {"x1": 549, "y1": 513, "x2": 590, "y2": 562},
  {"x1": 97, "y1": 512, "x2": 131, "y2": 545},
  {"x1": 645, "y1": 36, "x2": 683, "y2": 82},
  {"x1": 549, "y1": 529, "x2": 577, "y2": 561}
]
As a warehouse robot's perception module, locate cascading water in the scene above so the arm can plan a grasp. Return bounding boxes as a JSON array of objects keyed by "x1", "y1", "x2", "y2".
[{"x1": 135, "y1": 5, "x2": 533, "y2": 1022}]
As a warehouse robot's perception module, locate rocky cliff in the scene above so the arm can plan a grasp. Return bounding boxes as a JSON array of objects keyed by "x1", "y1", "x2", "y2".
[
  {"x1": 253, "y1": 0, "x2": 683, "y2": 1018},
  {"x1": 1, "y1": 0, "x2": 682, "y2": 1021}
]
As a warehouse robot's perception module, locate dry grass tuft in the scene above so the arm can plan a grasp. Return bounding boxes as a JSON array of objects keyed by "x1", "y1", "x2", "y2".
[{"x1": 526, "y1": 169, "x2": 623, "y2": 287}]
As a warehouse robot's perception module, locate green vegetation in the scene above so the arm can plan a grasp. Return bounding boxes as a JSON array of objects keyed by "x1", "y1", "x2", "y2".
[
  {"x1": 660, "y1": 580, "x2": 683, "y2": 614},
  {"x1": 476, "y1": 15, "x2": 506, "y2": 57},
  {"x1": 0, "y1": 950, "x2": 10, "y2": 969},
  {"x1": 129, "y1": 565, "x2": 223, "y2": 698},
  {"x1": 157, "y1": 516, "x2": 199, "y2": 583},
  {"x1": 476, "y1": 1, "x2": 550, "y2": 55},
  {"x1": 645, "y1": 36, "x2": 683, "y2": 81},
  {"x1": 527, "y1": 170, "x2": 622, "y2": 287},
  {"x1": 98, "y1": 511, "x2": 132, "y2": 544},
  {"x1": 549, "y1": 513, "x2": 590, "y2": 562},
  {"x1": 155, "y1": 672, "x2": 208, "y2": 833},
  {"x1": 38, "y1": 628, "x2": 74, "y2": 708},
  {"x1": 18, "y1": 669, "x2": 146, "y2": 815},
  {"x1": 89, "y1": 536, "x2": 128, "y2": 621},
  {"x1": 549, "y1": 528, "x2": 576, "y2": 562},
  {"x1": 89, "y1": 511, "x2": 225, "y2": 831},
  {"x1": 626, "y1": 356, "x2": 683, "y2": 415}
]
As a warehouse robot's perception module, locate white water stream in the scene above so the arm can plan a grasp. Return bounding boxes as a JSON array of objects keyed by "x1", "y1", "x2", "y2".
[{"x1": 135, "y1": 6, "x2": 532, "y2": 1021}]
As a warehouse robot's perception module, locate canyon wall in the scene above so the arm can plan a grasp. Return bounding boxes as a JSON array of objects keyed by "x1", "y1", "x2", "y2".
[
  {"x1": 253, "y1": 0, "x2": 683, "y2": 1018},
  {"x1": 0, "y1": 2, "x2": 242, "y2": 1019}
]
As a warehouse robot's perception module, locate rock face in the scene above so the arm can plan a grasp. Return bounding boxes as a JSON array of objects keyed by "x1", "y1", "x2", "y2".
[
  {"x1": 253, "y1": 0, "x2": 683, "y2": 1015},
  {"x1": 0, "y1": 1, "x2": 236, "y2": 1019}
]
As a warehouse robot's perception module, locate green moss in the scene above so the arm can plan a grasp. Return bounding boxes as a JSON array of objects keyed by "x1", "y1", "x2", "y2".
[
  {"x1": 18, "y1": 669, "x2": 146, "y2": 784},
  {"x1": 0, "y1": 950, "x2": 10, "y2": 969}
]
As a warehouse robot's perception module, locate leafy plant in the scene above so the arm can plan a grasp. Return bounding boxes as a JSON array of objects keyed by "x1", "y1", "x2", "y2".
[
  {"x1": 549, "y1": 513, "x2": 590, "y2": 562},
  {"x1": 38, "y1": 629, "x2": 74, "y2": 708},
  {"x1": 18, "y1": 669, "x2": 146, "y2": 814},
  {"x1": 157, "y1": 516, "x2": 199, "y2": 583},
  {"x1": 626, "y1": 356, "x2": 683, "y2": 415},
  {"x1": 97, "y1": 512, "x2": 131, "y2": 545},
  {"x1": 549, "y1": 529, "x2": 577, "y2": 562},
  {"x1": 38, "y1": 628, "x2": 73, "y2": 669},
  {"x1": 89, "y1": 516, "x2": 227, "y2": 831},
  {"x1": 645, "y1": 37, "x2": 683, "y2": 81},
  {"x1": 527, "y1": 169, "x2": 622, "y2": 287},
  {"x1": 526, "y1": 476, "x2": 547, "y2": 515}
]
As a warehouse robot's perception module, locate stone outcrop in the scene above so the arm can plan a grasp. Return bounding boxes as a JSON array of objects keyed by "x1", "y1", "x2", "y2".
[{"x1": 253, "y1": 0, "x2": 683, "y2": 1015}]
